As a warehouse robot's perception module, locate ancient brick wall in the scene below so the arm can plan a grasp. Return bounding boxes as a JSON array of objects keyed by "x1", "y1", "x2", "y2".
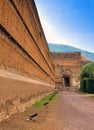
[
  {"x1": 0, "y1": 0, "x2": 54, "y2": 84},
  {"x1": 51, "y1": 52, "x2": 81, "y2": 90},
  {"x1": 0, "y1": 0, "x2": 55, "y2": 121}
]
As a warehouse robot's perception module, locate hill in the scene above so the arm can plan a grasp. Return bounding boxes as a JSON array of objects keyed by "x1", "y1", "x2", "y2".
[{"x1": 48, "y1": 43, "x2": 94, "y2": 61}]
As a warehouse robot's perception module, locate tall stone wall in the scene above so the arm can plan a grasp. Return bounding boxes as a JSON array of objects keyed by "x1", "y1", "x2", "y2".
[
  {"x1": 0, "y1": 0, "x2": 55, "y2": 121},
  {"x1": 0, "y1": 0, "x2": 54, "y2": 83},
  {"x1": 51, "y1": 52, "x2": 81, "y2": 90}
]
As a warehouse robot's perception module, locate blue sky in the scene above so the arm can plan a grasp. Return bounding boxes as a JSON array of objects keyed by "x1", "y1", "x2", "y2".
[{"x1": 35, "y1": 0, "x2": 94, "y2": 52}]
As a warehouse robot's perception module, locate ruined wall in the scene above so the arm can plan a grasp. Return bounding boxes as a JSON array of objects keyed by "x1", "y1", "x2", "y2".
[
  {"x1": 0, "y1": 0, "x2": 55, "y2": 121},
  {"x1": 51, "y1": 52, "x2": 81, "y2": 89},
  {"x1": 0, "y1": 0, "x2": 54, "y2": 83},
  {"x1": 81, "y1": 56, "x2": 91, "y2": 66}
]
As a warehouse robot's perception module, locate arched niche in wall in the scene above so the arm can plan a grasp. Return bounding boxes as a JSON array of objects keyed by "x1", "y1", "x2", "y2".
[{"x1": 62, "y1": 69, "x2": 72, "y2": 87}]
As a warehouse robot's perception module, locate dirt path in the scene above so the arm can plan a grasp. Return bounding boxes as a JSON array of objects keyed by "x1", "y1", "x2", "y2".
[
  {"x1": 0, "y1": 91, "x2": 94, "y2": 130},
  {"x1": 57, "y1": 92, "x2": 94, "y2": 130}
]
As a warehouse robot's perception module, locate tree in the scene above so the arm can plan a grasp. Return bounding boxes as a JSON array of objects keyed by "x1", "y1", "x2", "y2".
[
  {"x1": 79, "y1": 62, "x2": 94, "y2": 80},
  {"x1": 79, "y1": 62, "x2": 94, "y2": 93}
]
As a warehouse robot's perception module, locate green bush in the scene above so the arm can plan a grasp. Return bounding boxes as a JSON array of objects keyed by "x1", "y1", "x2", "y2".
[
  {"x1": 86, "y1": 78, "x2": 94, "y2": 93},
  {"x1": 80, "y1": 78, "x2": 94, "y2": 93},
  {"x1": 79, "y1": 62, "x2": 94, "y2": 93},
  {"x1": 79, "y1": 62, "x2": 94, "y2": 81},
  {"x1": 80, "y1": 79, "x2": 87, "y2": 92}
]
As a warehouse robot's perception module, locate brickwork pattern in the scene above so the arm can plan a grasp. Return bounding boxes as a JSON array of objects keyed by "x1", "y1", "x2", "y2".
[
  {"x1": 0, "y1": 0, "x2": 55, "y2": 121},
  {"x1": 0, "y1": 0, "x2": 54, "y2": 83},
  {"x1": 51, "y1": 52, "x2": 81, "y2": 88}
]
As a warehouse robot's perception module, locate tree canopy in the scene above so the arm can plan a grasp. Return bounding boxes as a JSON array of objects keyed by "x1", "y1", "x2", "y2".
[{"x1": 79, "y1": 62, "x2": 94, "y2": 80}]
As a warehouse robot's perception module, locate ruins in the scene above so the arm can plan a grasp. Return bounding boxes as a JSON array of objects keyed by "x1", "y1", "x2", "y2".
[
  {"x1": 0, "y1": 0, "x2": 55, "y2": 121},
  {"x1": 51, "y1": 52, "x2": 91, "y2": 90},
  {"x1": 0, "y1": 0, "x2": 91, "y2": 122}
]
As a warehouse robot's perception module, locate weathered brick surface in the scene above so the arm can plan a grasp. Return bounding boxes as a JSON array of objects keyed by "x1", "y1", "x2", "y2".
[
  {"x1": 0, "y1": 0, "x2": 50, "y2": 74},
  {"x1": 0, "y1": 0, "x2": 55, "y2": 121},
  {"x1": 51, "y1": 52, "x2": 81, "y2": 89},
  {"x1": 0, "y1": 76, "x2": 54, "y2": 121},
  {"x1": 0, "y1": 34, "x2": 50, "y2": 82},
  {"x1": 13, "y1": 0, "x2": 54, "y2": 73},
  {"x1": 0, "y1": 0, "x2": 54, "y2": 83}
]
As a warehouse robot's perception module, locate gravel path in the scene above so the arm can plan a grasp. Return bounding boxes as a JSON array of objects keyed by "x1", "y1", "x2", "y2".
[
  {"x1": 57, "y1": 91, "x2": 94, "y2": 130},
  {"x1": 0, "y1": 91, "x2": 94, "y2": 130}
]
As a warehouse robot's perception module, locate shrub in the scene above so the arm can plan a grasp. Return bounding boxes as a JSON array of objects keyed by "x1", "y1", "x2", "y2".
[
  {"x1": 80, "y1": 79, "x2": 87, "y2": 92},
  {"x1": 79, "y1": 62, "x2": 94, "y2": 93},
  {"x1": 86, "y1": 78, "x2": 94, "y2": 93},
  {"x1": 79, "y1": 62, "x2": 94, "y2": 81}
]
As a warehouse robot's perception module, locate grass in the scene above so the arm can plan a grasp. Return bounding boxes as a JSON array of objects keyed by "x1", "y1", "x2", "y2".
[
  {"x1": 34, "y1": 91, "x2": 59, "y2": 108},
  {"x1": 24, "y1": 91, "x2": 59, "y2": 115}
]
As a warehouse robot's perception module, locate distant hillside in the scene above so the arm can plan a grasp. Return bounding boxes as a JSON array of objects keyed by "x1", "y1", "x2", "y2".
[{"x1": 48, "y1": 43, "x2": 94, "y2": 61}]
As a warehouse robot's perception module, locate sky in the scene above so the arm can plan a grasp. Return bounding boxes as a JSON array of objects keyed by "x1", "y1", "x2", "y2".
[{"x1": 35, "y1": 0, "x2": 94, "y2": 52}]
